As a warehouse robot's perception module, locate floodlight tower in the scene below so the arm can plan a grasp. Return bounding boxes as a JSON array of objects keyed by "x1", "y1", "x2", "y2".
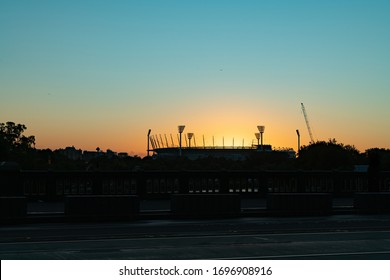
[
  {"x1": 187, "y1": 133, "x2": 194, "y2": 148},
  {"x1": 178, "y1": 125, "x2": 185, "y2": 156},
  {"x1": 255, "y1": 132, "x2": 260, "y2": 147},
  {"x1": 257, "y1": 125, "x2": 265, "y2": 151}
]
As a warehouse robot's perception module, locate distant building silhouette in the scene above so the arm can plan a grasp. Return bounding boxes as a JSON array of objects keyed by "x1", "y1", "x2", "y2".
[
  {"x1": 153, "y1": 145, "x2": 295, "y2": 160},
  {"x1": 57, "y1": 146, "x2": 82, "y2": 161},
  {"x1": 81, "y1": 151, "x2": 101, "y2": 162},
  {"x1": 57, "y1": 147, "x2": 129, "y2": 162}
]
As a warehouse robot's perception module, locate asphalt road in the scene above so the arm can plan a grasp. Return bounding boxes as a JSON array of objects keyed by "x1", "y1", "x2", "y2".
[{"x1": 2, "y1": 215, "x2": 390, "y2": 260}]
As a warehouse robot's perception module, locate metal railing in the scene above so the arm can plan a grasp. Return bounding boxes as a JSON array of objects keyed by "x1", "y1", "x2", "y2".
[{"x1": 1, "y1": 170, "x2": 389, "y2": 201}]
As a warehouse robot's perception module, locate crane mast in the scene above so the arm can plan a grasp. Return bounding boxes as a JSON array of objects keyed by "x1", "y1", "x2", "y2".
[{"x1": 301, "y1": 103, "x2": 315, "y2": 143}]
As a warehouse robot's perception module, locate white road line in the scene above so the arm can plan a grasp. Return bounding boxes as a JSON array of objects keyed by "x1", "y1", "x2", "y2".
[
  {"x1": 212, "y1": 250, "x2": 390, "y2": 260},
  {"x1": 2, "y1": 229, "x2": 390, "y2": 245}
]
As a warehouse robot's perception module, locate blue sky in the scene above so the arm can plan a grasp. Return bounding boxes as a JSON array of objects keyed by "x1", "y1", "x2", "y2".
[{"x1": 1, "y1": 0, "x2": 389, "y2": 155}]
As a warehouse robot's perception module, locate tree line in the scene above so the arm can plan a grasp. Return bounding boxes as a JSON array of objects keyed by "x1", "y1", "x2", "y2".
[{"x1": 1, "y1": 121, "x2": 390, "y2": 171}]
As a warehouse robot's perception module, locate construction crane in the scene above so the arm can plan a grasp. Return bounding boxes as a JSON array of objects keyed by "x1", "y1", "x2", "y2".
[{"x1": 301, "y1": 102, "x2": 315, "y2": 143}]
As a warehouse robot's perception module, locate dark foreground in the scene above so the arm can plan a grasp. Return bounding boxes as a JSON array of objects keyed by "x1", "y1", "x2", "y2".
[{"x1": 2, "y1": 212, "x2": 390, "y2": 260}]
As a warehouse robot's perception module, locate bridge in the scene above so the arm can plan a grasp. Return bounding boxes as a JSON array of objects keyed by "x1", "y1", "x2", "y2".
[
  {"x1": 2, "y1": 169, "x2": 390, "y2": 260},
  {"x1": 1, "y1": 169, "x2": 390, "y2": 220}
]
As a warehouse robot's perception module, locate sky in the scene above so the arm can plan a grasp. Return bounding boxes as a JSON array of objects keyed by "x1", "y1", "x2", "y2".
[{"x1": 1, "y1": 0, "x2": 390, "y2": 156}]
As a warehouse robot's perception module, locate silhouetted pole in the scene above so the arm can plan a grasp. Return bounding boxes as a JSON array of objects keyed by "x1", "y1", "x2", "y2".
[
  {"x1": 159, "y1": 134, "x2": 164, "y2": 148},
  {"x1": 178, "y1": 125, "x2": 185, "y2": 156},
  {"x1": 147, "y1": 129, "x2": 151, "y2": 157},
  {"x1": 170, "y1": 134, "x2": 175, "y2": 147},
  {"x1": 193, "y1": 134, "x2": 197, "y2": 147},
  {"x1": 164, "y1": 134, "x2": 169, "y2": 148},
  {"x1": 155, "y1": 135, "x2": 161, "y2": 148},
  {"x1": 296, "y1": 129, "x2": 300, "y2": 155}
]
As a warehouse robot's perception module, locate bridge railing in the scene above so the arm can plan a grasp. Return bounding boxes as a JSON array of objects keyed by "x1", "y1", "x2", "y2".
[{"x1": 2, "y1": 170, "x2": 390, "y2": 201}]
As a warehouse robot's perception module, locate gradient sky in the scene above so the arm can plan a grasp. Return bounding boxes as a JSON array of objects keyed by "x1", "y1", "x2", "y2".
[{"x1": 1, "y1": 0, "x2": 390, "y2": 156}]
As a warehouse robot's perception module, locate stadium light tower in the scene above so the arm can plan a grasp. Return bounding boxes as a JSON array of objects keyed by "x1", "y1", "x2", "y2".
[
  {"x1": 178, "y1": 125, "x2": 185, "y2": 156},
  {"x1": 255, "y1": 132, "x2": 260, "y2": 147},
  {"x1": 187, "y1": 133, "x2": 194, "y2": 148},
  {"x1": 257, "y1": 125, "x2": 265, "y2": 151}
]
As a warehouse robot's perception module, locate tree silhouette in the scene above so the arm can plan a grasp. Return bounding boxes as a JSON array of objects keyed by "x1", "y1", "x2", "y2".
[
  {"x1": 297, "y1": 139, "x2": 360, "y2": 170},
  {"x1": 0, "y1": 122, "x2": 35, "y2": 160}
]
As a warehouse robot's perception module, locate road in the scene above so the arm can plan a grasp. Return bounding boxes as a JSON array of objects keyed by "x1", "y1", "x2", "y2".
[{"x1": 2, "y1": 215, "x2": 390, "y2": 259}]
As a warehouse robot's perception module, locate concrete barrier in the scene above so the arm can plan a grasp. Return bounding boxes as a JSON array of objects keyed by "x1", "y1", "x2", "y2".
[
  {"x1": 0, "y1": 167, "x2": 23, "y2": 196},
  {"x1": 0, "y1": 197, "x2": 27, "y2": 220},
  {"x1": 354, "y1": 192, "x2": 390, "y2": 214},
  {"x1": 64, "y1": 195, "x2": 139, "y2": 220},
  {"x1": 266, "y1": 193, "x2": 333, "y2": 216},
  {"x1": 171, "y1": 194, "x2": 241, "y2": 218}
]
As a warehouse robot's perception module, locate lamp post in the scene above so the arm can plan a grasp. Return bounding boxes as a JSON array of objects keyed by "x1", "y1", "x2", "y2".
[
  {"x1": 187, "y1": 133, "x2": 194, "y2": 148},
  {"x1": 257, "y1": 125, "x2": 265, "y2": 151},
  {"x1": 147, "y1": 129, "x2": 151, "y2": 157},
  {"x1": 178, "y1": 125, "x2": 185, "y2": 156}
]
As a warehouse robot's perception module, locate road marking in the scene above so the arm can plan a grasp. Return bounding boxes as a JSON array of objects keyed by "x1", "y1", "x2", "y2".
[
  {"x1": 2, "y1": 229, "x2": 390, "y2": 245},
  {"x1": 212, "y1": 250, "x2": 390, "y2": 260}
]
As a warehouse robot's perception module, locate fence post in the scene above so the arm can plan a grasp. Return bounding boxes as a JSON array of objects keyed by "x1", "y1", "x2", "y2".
[
  {"x1": 46, "y1": 170, "x2": 57, "y2": 201},
  {"x1": 92, "y1": 171, "x2": 103, "y2": 195},
  {"x1": 219, "y1": 170, "x2": 229, "y2": 194}
]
